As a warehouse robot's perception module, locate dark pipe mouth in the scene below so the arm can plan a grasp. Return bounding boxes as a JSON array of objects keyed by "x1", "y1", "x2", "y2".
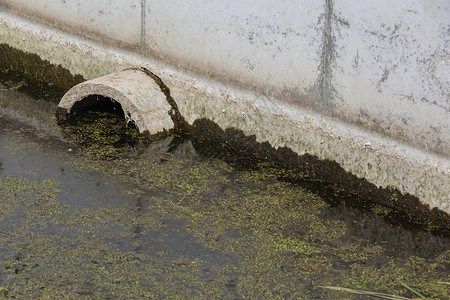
[
  {"x1": 69, "y1": 94, "x2": 125, "y2": 117},
  {"x1": 55, "y1": 94, "x2": 124, "y2": 118},
  {"x1": 56, "y1": 94, "x2": 153, "y2": 159}
]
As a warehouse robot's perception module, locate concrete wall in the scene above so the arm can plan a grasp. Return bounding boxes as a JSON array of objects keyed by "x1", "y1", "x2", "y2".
[
  {"x1": 0, "y1": 1, "x2": 449, "y2": 212},
  {"x1": 1, "y1": 0, "x2": 142, "y2": 49},
  {"x1": 3, "y1": 0, "x2": 448, "y2": 155}
]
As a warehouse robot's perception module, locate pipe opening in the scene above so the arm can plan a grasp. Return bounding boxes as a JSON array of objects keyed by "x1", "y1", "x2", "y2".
[
  {"x1": 70, "y1": 94, "x2": 124, "y2": 116},
  {"x1": 59, "y1": 94, "x2": 152, "y2": 159}
]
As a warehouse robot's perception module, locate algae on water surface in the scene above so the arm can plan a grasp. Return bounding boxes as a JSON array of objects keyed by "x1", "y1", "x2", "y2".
[
  {"x1": 0, "y1": 106, "x2": 449, "y2": 299},
  {"x1": 0, "y1": 51, "x2": 449, "y2": 298}
]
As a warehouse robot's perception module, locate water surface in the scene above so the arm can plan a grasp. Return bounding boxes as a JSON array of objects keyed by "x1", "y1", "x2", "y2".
[{"x1": 0, "y1": 84, "x2": 449, "y2": 299}]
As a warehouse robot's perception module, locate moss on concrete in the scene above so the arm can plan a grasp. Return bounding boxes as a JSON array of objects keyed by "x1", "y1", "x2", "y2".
[{"x1": 1, "y1": 15, "x2": 449, "y2": 213}]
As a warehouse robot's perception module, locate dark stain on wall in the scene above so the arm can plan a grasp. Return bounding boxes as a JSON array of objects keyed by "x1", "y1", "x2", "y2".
[
  {"x1": 312, "y1": 0, "x2": 338, "y2": 110},
  {"x1": 140, "y1": 0, "x2": 146, "y2": 56},
  {"x1": 0, "y1": 43, "x2": 85, "y2": 102}
]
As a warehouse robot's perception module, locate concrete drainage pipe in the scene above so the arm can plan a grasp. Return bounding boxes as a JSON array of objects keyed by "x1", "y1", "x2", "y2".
[{"x1": 57, "y1": 68, "x2": 177, "y2": 136}]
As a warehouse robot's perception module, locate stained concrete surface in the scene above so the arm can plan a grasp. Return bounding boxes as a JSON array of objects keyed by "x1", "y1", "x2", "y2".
[
  {"x1": 2, "y1": 0, "x2": 448, "y2": 154},
  {"x1": 0, "y1": 6, "x2": 449, "y2": 214},
  {"x1": 1, "y1": 0, "x2": 141, "y2": 49}
]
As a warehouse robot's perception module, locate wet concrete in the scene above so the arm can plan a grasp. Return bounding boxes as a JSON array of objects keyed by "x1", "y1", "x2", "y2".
[{"x1": 0, "y1": 81, "x2": 449, "y2": 298}]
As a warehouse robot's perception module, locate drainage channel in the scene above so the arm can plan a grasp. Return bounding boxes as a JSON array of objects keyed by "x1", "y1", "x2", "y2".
[{"x1": 0, "y1": 69, "x2": 449, "y2": 298}]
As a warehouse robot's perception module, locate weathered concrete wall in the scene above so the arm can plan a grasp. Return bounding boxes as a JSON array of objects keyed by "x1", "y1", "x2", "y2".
[
  {"x1": 1, "y1": 0, "x2": 142, "y2": 49},
  {"x1": 2, "y1": 0, "x2": 449, "y2": 154},
  {"x1": 0, "y1": 2, "x2": 449, "y2": 212},
  {"x1": 333, "y1": 1, "x2": 450, "y2": 155},
  {"x1": 152, "y1": 0, "x2": 450, "y2": 155}
]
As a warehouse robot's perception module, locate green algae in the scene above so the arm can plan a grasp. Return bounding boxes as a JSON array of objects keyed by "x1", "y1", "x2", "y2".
[
  {"x1": 0, "y1": 176, "x2": 60, "y2": 220},
  {"x1": 2, "y1": 148, "x2": 449, "y2": 299},
  {"x1": 1, "y1": 89, "x2": 449, "y2": 299},
  {"x1": 63, "y1": 135, "x2": 449, "y2": 299},
  {"x1": 55, "y1": 95, "x2": 160, "y2": 162},
  {"x1": 188, "y1": 119, "x2": 450, "y2": 236},
  {"x1": 0, "y1": 172, "x2": 236, "y2": 299}
]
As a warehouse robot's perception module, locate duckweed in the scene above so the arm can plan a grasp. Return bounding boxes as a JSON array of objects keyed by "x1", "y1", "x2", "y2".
[{"x1": 0, "y1": 83, "x2": 449, "y2": 299}]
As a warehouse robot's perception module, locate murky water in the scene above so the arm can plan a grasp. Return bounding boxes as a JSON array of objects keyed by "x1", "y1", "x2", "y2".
[{"x1": 0, "y1": 82, "x2": 449, "y2": 299}]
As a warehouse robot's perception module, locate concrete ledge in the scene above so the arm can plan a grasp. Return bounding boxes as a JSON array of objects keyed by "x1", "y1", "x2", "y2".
[
  {"x1": 58, "y1": 69, "x2": 174, "y2": 135},
  {"x1": 1, "y1": 11, "x2": 449, "y2": 213},
  {"x1": 169, "y1": 76, "x2": 450, "y2": 214}
]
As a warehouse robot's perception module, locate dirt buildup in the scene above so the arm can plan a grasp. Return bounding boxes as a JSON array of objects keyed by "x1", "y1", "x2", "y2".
[{"x1": 0, "y1": 43, "x2": 84, "y2": 102}]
